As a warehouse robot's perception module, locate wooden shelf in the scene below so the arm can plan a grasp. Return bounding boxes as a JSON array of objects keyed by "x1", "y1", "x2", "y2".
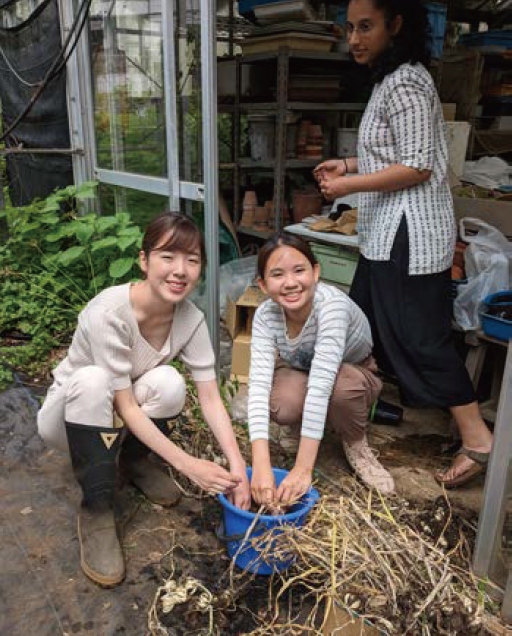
[
  {"x1": 218, "y1": 50, "x2": 352, "y2": 64},
  {"x1": 218, "y1": 102, "x2": 366, "y2": 113},
  {"x1": 220, "y1": 158, "x2": 321, "y2": 170},
  {"x1": 236, "y1": 226, "x2": 274, "y2": 239}
]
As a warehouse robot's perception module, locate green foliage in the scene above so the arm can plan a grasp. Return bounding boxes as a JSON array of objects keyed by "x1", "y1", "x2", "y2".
[{"x1": 0, "y1": 181, "x2": 143, "y2": 387}]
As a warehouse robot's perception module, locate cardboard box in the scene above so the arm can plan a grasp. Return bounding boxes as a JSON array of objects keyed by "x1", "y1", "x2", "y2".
[
  {"x1": 442, "y1": 103, "x2": 457, "y2": 121},
  {"x1": 322, "y1": 603, "x2": 382, "y2": 635},
  {"x1": 445, "y1": 121, "x2": 471, "y2": 178},
  {"x1": 225, "y1": 285, "x2": 267, "y2": 383},
  {"x1": 230, "y1": 334, "x2": 252, "y2": 384},
  {"x1": 452, "y1": 195, "x2": 512, "y2": 239}
]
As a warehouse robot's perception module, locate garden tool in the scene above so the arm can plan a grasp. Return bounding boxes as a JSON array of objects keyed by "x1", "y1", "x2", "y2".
[
  {"x1": 119, "y1": 416, "x2": 182, "y2": 506},
  {"x1": 65, "y1": 421, "x2": 125, "y2": 587}
]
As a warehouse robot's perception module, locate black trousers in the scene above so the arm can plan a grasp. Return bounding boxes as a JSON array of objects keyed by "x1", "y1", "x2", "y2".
[{"x1": 350, "y1": 216, "x2": 476, "y2": 408}]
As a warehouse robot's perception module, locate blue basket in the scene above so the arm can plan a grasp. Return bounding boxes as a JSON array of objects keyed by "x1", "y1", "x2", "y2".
[
  {"x1": 460, "y1": 30, "x2": 512, "y2": 50},
  {"x1": 336, "y1": 2, "x2": 447, "y2": 59},
  {"x1": 480, "y1": 291, "x2": 512, "y2": 342},
  {"x1": 217, "y1": 467, "x2": 319, "y2": 575},
  {"x1": 239, "y1": 0, "x2": 286, "y2": 16}
]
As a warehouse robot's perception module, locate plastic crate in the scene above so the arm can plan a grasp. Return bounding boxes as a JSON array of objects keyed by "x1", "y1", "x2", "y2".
[
  {"x1": 336, "y1": 2, "x2": 447, "y2": 59},
  {"x1": 239, "y1": 0, "x2": 292, "y2": 16},
  {"x1": 310, "y1": 242, "x2": 359, "y2": 286},
  {"x1": 460, "y1": 30, "x2": 512, "y2": 50},
  {"x1": 480, "y1": 291, "x2": 512, "y2": 342}
]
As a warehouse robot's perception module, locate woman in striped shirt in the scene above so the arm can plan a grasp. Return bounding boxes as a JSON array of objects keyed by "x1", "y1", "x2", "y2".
[
  {"x1": 248, "y1": 232, "x2": 394, "y2": 507},
  {"x1": 314, "y1": 0, "x2": 492, "y2": 488}
]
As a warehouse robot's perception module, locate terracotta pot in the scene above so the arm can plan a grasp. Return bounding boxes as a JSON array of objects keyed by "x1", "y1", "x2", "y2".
[
  {"x1": 243, "y1": 190, "x2": 258, "y2": 206},
  {"x1": 254, "y1": 205, "x2": 269, "y2": 228},
  {"x1": 292, "y1": 190, "x2": 323, "y2": 223}
]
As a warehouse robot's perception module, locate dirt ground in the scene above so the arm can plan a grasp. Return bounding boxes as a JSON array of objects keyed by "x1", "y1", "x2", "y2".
[{"x1": 0, "y1": 375, "x2": 503, "y2": 636}]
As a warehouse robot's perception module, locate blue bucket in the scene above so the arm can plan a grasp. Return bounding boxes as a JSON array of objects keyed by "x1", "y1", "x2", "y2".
[{"x1": 217, "y1": 467, "x2": 319, "y2": 575}]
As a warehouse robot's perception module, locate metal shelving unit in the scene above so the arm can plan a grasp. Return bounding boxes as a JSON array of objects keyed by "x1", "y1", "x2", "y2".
[{"x1": 218, "y1": 47, "x2": 365, "y2": 232}]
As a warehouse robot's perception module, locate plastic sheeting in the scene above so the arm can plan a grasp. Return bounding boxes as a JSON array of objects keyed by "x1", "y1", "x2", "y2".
[{"x1": 0, "y1": 0, "x2": 73, "y2": 205}]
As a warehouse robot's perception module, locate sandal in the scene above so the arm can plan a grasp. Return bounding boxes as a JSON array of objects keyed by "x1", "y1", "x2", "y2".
[{"x1": 435, "y1": 447, "x2": 489, "y2": 489}]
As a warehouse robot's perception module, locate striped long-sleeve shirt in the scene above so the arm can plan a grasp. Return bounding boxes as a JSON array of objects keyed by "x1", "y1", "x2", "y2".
[
  {"x1": 357, "y1": 62, "x2": 456, "y2": 275},
  {"x1": 248, "y1": 282, "x2": 373, "y2": 442}
]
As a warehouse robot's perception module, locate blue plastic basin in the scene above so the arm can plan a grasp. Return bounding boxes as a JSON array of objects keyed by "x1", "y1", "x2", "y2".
[
  {"x1": 218, "y1": 467, "x2": 319, "y2": 575},
  {"x1": 480, "y1": 291, "x2": 512, "y2": 342}
]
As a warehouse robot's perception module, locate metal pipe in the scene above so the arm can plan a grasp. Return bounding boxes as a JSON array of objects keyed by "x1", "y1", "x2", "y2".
[
  {"x1": 200, "y1": 0, "x2": 220, "y2": 372},
  {"x1": 162, "y1": 0, "x2": 180, "y2": 211}
]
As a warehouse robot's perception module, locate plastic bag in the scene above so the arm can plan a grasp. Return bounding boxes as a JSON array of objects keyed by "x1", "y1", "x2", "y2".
[
  {"x1": 453, "y1": 217, "x2": 512, "y2": 331},
  {"x1": 190, "y1": 255, "x2": 258, "y2": 316},
  {"x1": 462, "y1": 156, "x2": 511, "y2": 190}
]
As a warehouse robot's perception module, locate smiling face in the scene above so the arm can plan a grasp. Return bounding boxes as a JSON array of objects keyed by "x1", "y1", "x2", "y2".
[
  {"x1": 258, "y1": 245, "x2": 320, "y2": 321},
  {"x1": 140, "y1": 231, "x2": 202, "y2": 305},
  {"x1": 347, "y1": 0, "x2": 402, "y2": 67}
]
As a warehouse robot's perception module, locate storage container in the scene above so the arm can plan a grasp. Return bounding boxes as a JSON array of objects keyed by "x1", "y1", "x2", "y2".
[
  {"x1": 460, "y1": 30, "x2": 512, "y2": 50},
  {"x1": 310, "y1": 242, "x2": 359, "y2": 286},
  {"x1": 337, "y1": 2, "x2": 447, "y2": 58},
  {"x1": 480, "y1": 291, "x2": 512, "y2": 342},
  {"x1": 337, "y1": 127, "x2": 358, "y2": 157},
  {"x1": 218, "y1": 467, "x2": 319, "y2": 575},
  {"x1": 248, "y1": 113, "x2": 275, "y2": 160}
]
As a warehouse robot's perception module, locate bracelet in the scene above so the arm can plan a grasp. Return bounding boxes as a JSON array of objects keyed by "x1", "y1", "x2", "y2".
[{"x1": 342, "y1": 158, "x2": 349, "y2": 174}]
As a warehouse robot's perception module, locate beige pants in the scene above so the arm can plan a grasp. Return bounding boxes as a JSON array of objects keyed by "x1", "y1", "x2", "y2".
[
  {"x1": 37, "y1": 365, "x2": 186, "y2": 453},
  {"x1": 269, "y1": 357, "x2": 382, "y2": 443}
]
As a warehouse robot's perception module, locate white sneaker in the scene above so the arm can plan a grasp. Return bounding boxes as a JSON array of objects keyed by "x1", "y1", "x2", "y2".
[{"x1": 342, "y1": 436, "x2": 395, "y2": 495}]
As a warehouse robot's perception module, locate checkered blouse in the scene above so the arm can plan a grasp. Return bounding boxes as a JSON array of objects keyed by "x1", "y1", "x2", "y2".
[{"x1": 357, "y1": 62, "x2": 456, "y2": 275}]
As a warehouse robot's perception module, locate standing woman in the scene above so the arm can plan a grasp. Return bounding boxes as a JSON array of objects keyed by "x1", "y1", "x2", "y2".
[
  {"x1": 38, "y1": 212, "x2": 250, "y2": 587},
  {"x1": 315, "y1": 0, "x2": 492, "y2": 488}
]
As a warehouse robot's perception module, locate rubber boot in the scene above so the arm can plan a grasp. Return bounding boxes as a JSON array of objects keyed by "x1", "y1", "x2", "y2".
[
  {"x1": 120, "y1": 417, "x2": 181, "y2": 507},
  {"x1": 65, "y1": 421, "x2": 125, "y2": 587}
]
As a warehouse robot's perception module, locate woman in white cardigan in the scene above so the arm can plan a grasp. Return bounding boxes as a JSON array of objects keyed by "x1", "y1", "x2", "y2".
[{"x1": 38, "y1": 212, "x2": 250, "y2": 587}]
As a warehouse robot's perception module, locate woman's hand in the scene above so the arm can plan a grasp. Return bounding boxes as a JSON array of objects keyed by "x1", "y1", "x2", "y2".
[
  {"x1": 182, "y1": 456, "x2": 241, "y2": 494},
  {"x1": 314, "y1": 159, "x2": 347, "y2": 183},
  {"x1": 251, "y1": 463, "x2": 277, "y2": 507},
  {"x1": 276, "y1": 465, "x2": 312, "y2": 506},
  {"x1": 227, "y1": 460, "x2": 251, "y2": 510},
  {"x1": 318, "y1": 176, "x2": 355, "y2": 201}
]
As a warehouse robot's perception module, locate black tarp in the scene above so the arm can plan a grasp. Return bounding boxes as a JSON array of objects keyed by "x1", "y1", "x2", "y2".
[{"x1": 0, "y1": 0, "x2": 73, "y2": 206}]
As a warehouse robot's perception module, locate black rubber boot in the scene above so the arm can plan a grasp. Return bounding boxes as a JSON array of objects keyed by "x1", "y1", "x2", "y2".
[
  {"x1": 65, "y1": 421, "x2": 125, "y2": 587},
  {"x1": 120, "y1": 417, "x2": 181, "y2": 507}
]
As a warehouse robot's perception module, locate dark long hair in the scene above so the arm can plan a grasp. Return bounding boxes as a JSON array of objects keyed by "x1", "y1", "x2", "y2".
[
  {"x1": 350, "y1": 0, "x2": 431, "y2": 83},
  {"x1": 257, "y1": 231, "x2": 317, "y2": 279}
]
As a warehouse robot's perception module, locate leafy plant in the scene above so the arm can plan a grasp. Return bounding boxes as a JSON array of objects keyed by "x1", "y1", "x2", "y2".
[{"x1": 0, "y1": 181, "x2": 143, "y2": 386}]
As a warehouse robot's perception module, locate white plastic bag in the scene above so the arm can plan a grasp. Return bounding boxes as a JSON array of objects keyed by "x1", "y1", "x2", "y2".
[
  {"x1": 453, "y1": 217, "x2": 512, "y2": 331},
  {"x1": 190, "y1": 255, "x2": 258, "y2": 316}
]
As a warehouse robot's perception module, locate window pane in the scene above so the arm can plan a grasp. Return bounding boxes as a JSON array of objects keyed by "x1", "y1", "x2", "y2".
[
  {"x1": 89, "y1": 0, "x2": 167, "y2": 177},
  {"x1": 175, "y1": 0, "x2": 203, "y2": 183},
  {"x1": 98, "y1": 183, "x2": 168, "y2": 229}
]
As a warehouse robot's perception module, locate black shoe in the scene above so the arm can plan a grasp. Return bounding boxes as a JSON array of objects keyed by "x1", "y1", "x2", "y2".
[{"x1": 369, "y1": 399, "x2": 403, "y2": 426}]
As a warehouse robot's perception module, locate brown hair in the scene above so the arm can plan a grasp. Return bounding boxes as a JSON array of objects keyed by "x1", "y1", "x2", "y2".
[
  {"x1": 142, "y1": 212, "x2": 206, "y2": 266},
  {"x1": 257, "y1": 231, "x2": 317, "y2": 279}
]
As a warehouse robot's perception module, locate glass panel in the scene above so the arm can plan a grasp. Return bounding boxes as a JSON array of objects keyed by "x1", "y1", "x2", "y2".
[
  {"x1": 175, "y1": 0, "x2": 203, "y2": 183},
  {"x1": 89, "y1": 0, "x2": 167, "y2": 177},
  {"x1": 489, "y1": 459, "x2": 512, "y2": 589},
  {"x1": 0, "y1": 0, "x2": 46, "y2": 28},
  {"x1": 98, "y1": 183, "x2": 168, "y2": 229}
]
